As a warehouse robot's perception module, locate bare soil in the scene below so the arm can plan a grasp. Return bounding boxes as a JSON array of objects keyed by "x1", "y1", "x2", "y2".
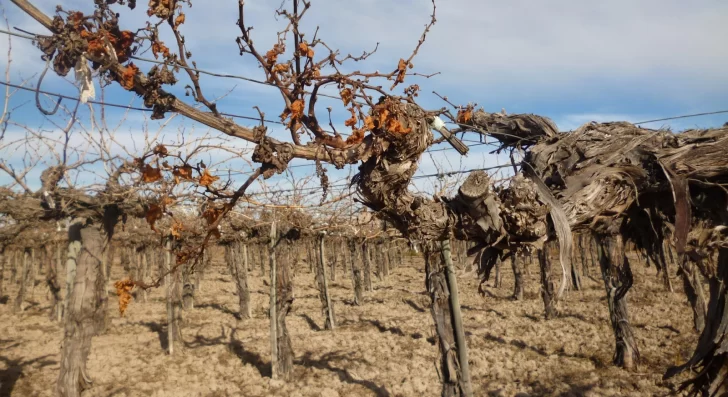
[{"x1": 0, "y1": 252, "x2": 696, "y2": 396}]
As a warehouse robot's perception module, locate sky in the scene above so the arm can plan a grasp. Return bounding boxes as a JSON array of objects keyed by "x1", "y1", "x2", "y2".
[{"x1": 0, "y1": 0, "x2": 727, "y2": 209}]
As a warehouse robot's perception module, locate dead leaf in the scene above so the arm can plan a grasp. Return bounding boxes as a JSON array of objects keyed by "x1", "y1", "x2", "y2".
[
  {"x1": 265, "y1": 43, "x2": 285, "y2": 67},
  {"x1": 174, "y1": 12, "x2": 186, "y2": 28},
  {"x1": 153, "y1": 144, "x2": 168, "y2": 156},
  {"x1": 198, "y1": 169, "x2": 219, "y2": 187},
  {"x1": 457, "y1": 107, "x2": 473, "y2": 124},
  {"x1": 172, "y1": 164, "x2": 193, "y2": 184},
  {"x1": 340, "y1": 88, "x2": 353, "y2": 106},
  {"x1": 364, "y1": 116, "x2": 375, "y2": 131},
  {"x1": 273, "y1": 63, "x2": 290, "y2": 74},
  {"x1": 298, "y1": 42, "x2": 314, "y2": 58},
  {"x1": 120, "y1": 63, "x2": 139, "y2": 90},
  {"x1": 151, "y1": 41, "x2": 170, "y2": 59},
  {"x1": 344, "y1": 108, "x2": 357, "y2": 127},
  {"x1": 141, "y1": 164, "x2": 162, "y2": 183},
  {"x1": 345, "y1": 128, "x2": 366, "y2": 145},
  {"x1": 170, "y1": 221, "x2": 183, "y2": 238},
  {"x1": 390, "y1": 58, "x2": 408, "y2": 90},
  {"x1": 145, "y1": 204, "x2": 163, "y2": 231}
]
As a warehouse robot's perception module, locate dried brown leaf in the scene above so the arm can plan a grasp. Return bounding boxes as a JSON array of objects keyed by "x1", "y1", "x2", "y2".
[
  {"x1": 198, "y1": 169, "x2": 219, "y2": 187},
  {"x1": 141, "y1": 164, "x2": 162, "y2": 183}
]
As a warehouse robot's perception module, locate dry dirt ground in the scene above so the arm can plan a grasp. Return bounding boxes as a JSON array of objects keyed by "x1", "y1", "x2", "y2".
[{"x1": 0, "y1": 251, "x2": 698, "y2": 396}]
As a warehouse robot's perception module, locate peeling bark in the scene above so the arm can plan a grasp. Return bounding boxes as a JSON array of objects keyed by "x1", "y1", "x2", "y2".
[
  {"x1": 571, "y1": 242, "x2": 582, "y2": 291},
  {"x1": 270, "y1": 224, "x2": 294, "y2": 381},
  {"x1": 316, "y1": 234, "x2": 335, "y2": 330},
  {"x1": 511, "y1": 255, "x2": 524, "y2": 301},
  {"x1": 182, "y1": 255, "x2": 195, "y2": 310},
  {"x1": 362, "y1": 241, "x2": 373, "y2": 292},
  {"x1": 596, "y1": 235, "x2": 640, "y2": 370},
  {"x1": 494, "y1": 255, "x2": 503, "y2": 288},
  {"x1": 348, "y1": 239, "x2": 363, "y2": 305},
  {"x1": 47, "y1": 243, "x2": 63, "y2": 322},
  {"x1": 666, "y1": 247, "x2": 728, "y2": 396},
  {"x1": 164, "y1": 237, "x2": 180, "y2": 355},
  {"x1": 57, "y1": 221, "x2": 103, "y2": 397},
  {"x1": 329, "y1": 241, "x2": 337, "y2": 282},
  {"x1": 14, "y1": 249, "x2": 29, "y2": 313},
  {"x1": 657, "y1": 241, "x2": 674, "y2": 293},
  {"x1": 677, "y1": 257, "x2": 707, "y2": 333},
  {"x1": 232, "y1": 242, "x2": 252, "y2": 319},
  {"x1": 425, "y1": 244, "x2": 470, "y2": 397},
  {"x1": 0, "y1": 249, "x2": 5, "y2": 300},
  {"x1": 538, "y1": 248, "x2": 557, "y2": 319}
]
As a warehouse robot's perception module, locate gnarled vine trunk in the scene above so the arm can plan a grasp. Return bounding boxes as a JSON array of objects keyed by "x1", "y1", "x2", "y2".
[
  {"x1": 666, "y1": 247, "x2": 728, "y2": 396},
  {"x1": 595, "y1": 234, "x2": 640, "y2": 370},
  {"x1": 677, "y1": 257, "x2": 707, "y2": 332},
  {"x1": 13, "y1": 248, "x2": 29, "y2": 313},
  {"x1": 538, "y1": 247, "x2": 557, "y2": 319},
  {"x1": 47, "y1": 243, "x2": 63, "y2": 322},
  {"x1": 511, "y1": 254, "x2": 524, "y2": 301},
  {"x1": 57, "y1": 221, "x2": 104, "y2": 397},
  {"x1": 232, "y1": 242, "x2": 252, "y2": 319},
  {"x1": 316, "y1": 234, "x2": 335, "y2": 330},
  {"x1": 348, "y1": 239, "x2": 363, "y2": 305},
  {"x1": 362, "y1": 241, "x2": 373, "y2": 292},
  {"x1": 425, "y1": 243, "x2": 472, "y2": 397}
]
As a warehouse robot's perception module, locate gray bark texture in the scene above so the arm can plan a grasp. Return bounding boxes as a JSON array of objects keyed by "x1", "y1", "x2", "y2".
[
  {"x1": 596, "y1": 235, "x2": 640, "y2": 370},
  {"x1": 57, "y1": 222, "x2": 104, "y2": 397}
]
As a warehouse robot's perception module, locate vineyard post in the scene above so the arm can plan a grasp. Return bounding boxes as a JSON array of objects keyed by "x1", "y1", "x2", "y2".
[
  {"x1": 240, "y1": 239, "x2": 252, "y2": 319},
  {"x1": 269, "y1": 220, "x2": 278, "y2": 379},
  {"x1": 442, "y1": 238, "x2": 473, "y2": 397},
  {"x1": 0, "y1": 247, "x2": 4, "y2": 300},
  {"x1": 318, "y1": 231, "x2": 335, "y2": 330},
  {"x1": 164, "y1": 236, "x2": 175, "y2": 355}
]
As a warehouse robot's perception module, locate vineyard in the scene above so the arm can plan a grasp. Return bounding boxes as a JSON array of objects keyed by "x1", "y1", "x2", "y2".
[{"x1": 0, "y1": 1, "x2": 727, "y2": 396}]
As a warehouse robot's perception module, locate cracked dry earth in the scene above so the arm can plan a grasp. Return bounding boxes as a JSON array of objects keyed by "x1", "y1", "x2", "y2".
[{"x1": 1, "y1": 251, "x2": 697, "y2": 396}]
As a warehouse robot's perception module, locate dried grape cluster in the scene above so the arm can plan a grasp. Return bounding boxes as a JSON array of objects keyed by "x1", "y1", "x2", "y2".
[{"x1": 114, "y1": 279, "x2": 136, "y2": 316}]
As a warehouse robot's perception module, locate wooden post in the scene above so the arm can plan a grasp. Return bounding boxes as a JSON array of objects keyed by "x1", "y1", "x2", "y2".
[
  {"x1": 0, "y1": 248, "x2": 5, "y2": 300},
  {"x1": 441, "y1": 239, "x2": 473, "y2": 397},
  {"x1": 165, "y1": 237, "x2": 176, "y2": 355},
  {"x1": 269, "y1": 221, "x2": 278, "y2": 379}
]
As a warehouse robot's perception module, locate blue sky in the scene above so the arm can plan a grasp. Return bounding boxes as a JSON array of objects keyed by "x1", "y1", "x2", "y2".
[{"x1": 1, "y1": 0, "x2": 727, "y2": 207}]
